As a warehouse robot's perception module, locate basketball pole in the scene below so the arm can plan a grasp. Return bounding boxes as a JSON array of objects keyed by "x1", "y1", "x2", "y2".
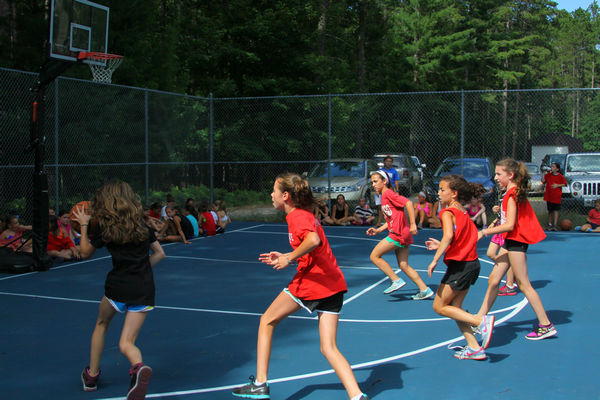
[{"x1": 28, "y1": 59, "x2": 75, "y2": 271}]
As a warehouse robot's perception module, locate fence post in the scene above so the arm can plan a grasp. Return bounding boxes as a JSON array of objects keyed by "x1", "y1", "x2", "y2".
[
  {"x1": 54, "y1": 78, "x2": 59, "y2": 212},
  {"x1": 327, "y1": 94, "x2": 332, "y2": 200},
  {"x1": 209, "y1": 92, "x2": 214, "y2": 204},
  {"x1": 460, "y1": 89, "x2": 465, "y2": 174},
  {"x1": 144, "y1": 89, "x2": 149, "y2": 204}
]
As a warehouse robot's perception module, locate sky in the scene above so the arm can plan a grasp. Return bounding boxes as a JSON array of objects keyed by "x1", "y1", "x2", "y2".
[{"x1": 555, "y1": 0, "x2": 594, "y2": 12}]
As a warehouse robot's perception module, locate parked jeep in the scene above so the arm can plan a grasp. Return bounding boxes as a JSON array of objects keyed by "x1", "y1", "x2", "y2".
[{"x1": 561, "y1": 153, "x2": 600, "y2": 208}]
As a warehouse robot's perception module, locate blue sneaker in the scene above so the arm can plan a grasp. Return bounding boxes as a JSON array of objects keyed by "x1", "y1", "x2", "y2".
[
  {"x1": 411, "y1": 287, "x2": 434, "y2": 300},
  {"x1": 453, "y1": 345, "x2": 487, "y2": 360},
  {"x1": 383, "y1": 278, "x2": 406, "y2": 294},
  {"x1": 478, "y1": 315, "x2": 495, "y2": 349},
  {"x1": 232, "y1": 376, "x2": 270, "y2": 399}
]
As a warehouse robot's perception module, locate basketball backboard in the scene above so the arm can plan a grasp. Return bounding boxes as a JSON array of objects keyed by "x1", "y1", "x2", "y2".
[{"x1": 49, "y1": 0, "x2": 109, "y2": 64}]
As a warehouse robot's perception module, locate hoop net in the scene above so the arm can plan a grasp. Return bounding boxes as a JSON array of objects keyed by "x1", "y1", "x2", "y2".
[{"x1": 79, "y1": 52, "x2": 124, "y2": 83}]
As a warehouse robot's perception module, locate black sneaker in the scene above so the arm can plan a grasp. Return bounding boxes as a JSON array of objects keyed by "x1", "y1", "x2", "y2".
[
  {"x1": 232, "y1": 375, "x2": 270, "y2": 399},
  {"x1": 126, "y1": 363, "x2": 152, "y2": 400},
  {"x1": 81, "y1": 366, "x2": 100, "y2": 392}
]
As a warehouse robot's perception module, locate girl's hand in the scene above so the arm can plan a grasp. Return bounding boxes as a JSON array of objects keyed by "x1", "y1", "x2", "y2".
[
  {"x1": 259, "y1": 251, "x2": 283, "y2": 266},
  {"x1": 366, "y1": 227, "x2": 378, "y2": 236},
  {"x1": 425, "y1": 238, "x2": 440, "y2": 250},
  {"x1": 427, "y1": 260, "x2": 437, "y2": 278},
  {"x1": 492, "y1": 205, "x2": 500, "y2": 213},
  {"x1": 71, "y1": 204, "x2": 91, "y2": 226},
  {"x1": 477, "y1": 230, "x2": 485, "y2": 241},
  {"x1": 409, "y1": 223, "x2": 418, "y2": 236}
]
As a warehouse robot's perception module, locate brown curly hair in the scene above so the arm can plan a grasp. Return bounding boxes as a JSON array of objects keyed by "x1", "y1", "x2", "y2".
[
  {"x1": 497, "y1": 158, "x2": 529, "y2": 203},
  {"x1": 92, "y1": 180, "x2": 148, "y2": 245}
]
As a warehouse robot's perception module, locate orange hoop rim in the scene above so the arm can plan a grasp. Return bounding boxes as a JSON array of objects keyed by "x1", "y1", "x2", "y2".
[{"x1": 78, "y1": 51, "x2": 123, "y2": 61}]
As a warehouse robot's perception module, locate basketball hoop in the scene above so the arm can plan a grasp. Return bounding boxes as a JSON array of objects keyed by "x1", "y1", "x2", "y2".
[{"x1": 78, "y1": 52, "x2": 124, "y2": 84}]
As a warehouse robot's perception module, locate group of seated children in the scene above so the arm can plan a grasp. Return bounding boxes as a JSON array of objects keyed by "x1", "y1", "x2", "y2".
[
  {"x1": 145, "y1": 196, "x2": 231, "y2": 243},
  {"x1": 315, "y1": 195, "x2": 376, "y2": 226}
]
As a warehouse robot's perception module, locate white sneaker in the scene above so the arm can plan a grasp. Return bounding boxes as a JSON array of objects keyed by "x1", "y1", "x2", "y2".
[{"x1": 478, "y1": 315, "x2": 495, "y2": 349}]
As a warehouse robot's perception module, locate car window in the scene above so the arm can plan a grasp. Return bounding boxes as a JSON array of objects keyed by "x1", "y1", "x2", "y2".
[
  {"x1": 525, "y1": 164, "x2": 539, "y2": 175},
  {"x1": 309, "y1": 161, "x2": 366, "y2": 178},
  {"x1": 435, "y1": 159, "x2": 490, "y2": 178}
]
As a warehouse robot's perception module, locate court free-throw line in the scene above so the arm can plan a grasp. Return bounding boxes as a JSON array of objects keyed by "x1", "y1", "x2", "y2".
[{"x1": 95, "y1": 298, "x2": 529, "y2": 399}]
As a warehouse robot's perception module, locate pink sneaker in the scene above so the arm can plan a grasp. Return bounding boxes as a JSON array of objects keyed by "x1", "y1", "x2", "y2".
[
  {"x1": 81, "y1": 366, "x2": 100, "y2": 392},
  {"x1": 126, "y1": 363, "x2": 152, "y2": 400}
]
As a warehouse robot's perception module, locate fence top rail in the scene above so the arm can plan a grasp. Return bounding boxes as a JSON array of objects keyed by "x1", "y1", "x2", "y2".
[{"x1": 3, "y1": 67, "x2": 599, "y2": 102}]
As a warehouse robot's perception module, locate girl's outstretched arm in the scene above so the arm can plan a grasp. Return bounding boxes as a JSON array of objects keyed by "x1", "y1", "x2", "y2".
[
  {"x1": 149, "y1": 240, "x2": 165, "y2": 266},
  {"x1": 259, "y1": 232, "x2": 321, "y2": 270},
  {"x1": 404, "y1": 200, "x2": 418, "y2": 235}
]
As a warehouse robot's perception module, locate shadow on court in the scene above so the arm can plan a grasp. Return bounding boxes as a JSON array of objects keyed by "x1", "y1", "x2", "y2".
[{"x1": 285, "y1": 363, "x2": 408, "y2": 400}]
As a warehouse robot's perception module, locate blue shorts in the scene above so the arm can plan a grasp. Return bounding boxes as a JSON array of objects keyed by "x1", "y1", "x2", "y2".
[{"x1": 107, "y1": 297, "x2": 154, "y2": 313}]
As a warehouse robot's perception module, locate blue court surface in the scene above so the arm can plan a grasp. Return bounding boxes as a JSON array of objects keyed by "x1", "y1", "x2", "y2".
[{"x1": 1, "y1": 222, "x2": 598, "y2": 399}]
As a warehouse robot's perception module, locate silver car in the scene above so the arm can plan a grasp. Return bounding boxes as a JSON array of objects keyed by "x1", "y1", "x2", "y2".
[
  {"x1": 525, "y1": 162, "x2": 544, "y2": 195},
  {"x1": 306, "y1": 159, "x2": 379, "y2": 204}
]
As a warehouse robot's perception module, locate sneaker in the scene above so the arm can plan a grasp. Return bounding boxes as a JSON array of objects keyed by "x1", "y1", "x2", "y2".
[
  {"x1": 81, "y1": 366, "x2": 100, "y2": 392},
  {"x1": 359, "y1": 395, "x2": 371, "y2": 400},
  {"x1": 232, "y1": 376, "x2": 270, "y2": 399},
  {"x1": 383, "y1": 278, "x2": 406, "y2": 294},
  {"x1": 411, "y1": 287, "x2": 434, "y2": 300},
  {"x1": 127, "y1": 363, "x2": 152, "y2": 400},
  {"x1": 478, "y1": 314, "x2": 495, "y2": 349},
  {"x1": 453, "y1": 345, "x2": 487, "y2": 360},
  {"x1": 525, "y1": 323, "x2": 557, "y2": 341},
  {"x1": 498, "y1": 284, "x2": 517, "y2": 296}
]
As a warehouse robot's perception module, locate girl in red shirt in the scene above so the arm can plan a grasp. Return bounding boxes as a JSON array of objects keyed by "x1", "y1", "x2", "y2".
[
  {"x1": 478, "y1": 159, "x2": 556, "y2": 341},
  {"x1": 426, "y1": 174, "x2": 495, "y2": 360},
  {"x1": 232, "y1": 173, "x2": 368, "y2": 400},
  {"x1": 542, "y1": 162, "x2": 567, "y2": 231},
  {"x1": 581, "y1": 199, "x2": 600, "y2": 232},
  {"x1": 366, "y1": 170, "x2": 433, "y2": 299}
]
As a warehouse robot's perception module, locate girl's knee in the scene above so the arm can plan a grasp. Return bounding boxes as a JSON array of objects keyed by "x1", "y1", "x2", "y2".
[
  {"x1": 259, "y1": 313, "x2": 283, "y2": 328},
  {"x1": 118, "y1": 339, "x2": 134, "y2": 355}
]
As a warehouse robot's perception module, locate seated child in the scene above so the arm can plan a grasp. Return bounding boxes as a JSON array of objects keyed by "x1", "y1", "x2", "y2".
[
  {"x1": 352, "y1": 197, "x2": 375, "y2": 225},
  {"x1": 198, "y1": 202, "x2": 217, "y2": 236},
  {"x1": 581, "y1": 199, "x2": 600, "y2": 232},
  {"x1": 47, "y1": 215, "x2": 81, "y2": 260},
  {"x1": 158, "y1": 206, "x2": 193, "y2": 244},
  {"x1": 0, "y1": 215, "x2": 33, "y2": 252},
  {"x1": 213, "y1": 200, "x2": 230, "y2": 233}
]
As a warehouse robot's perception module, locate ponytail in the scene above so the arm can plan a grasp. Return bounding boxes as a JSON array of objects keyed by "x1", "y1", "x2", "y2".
[{"x1": 275, "y1": 172, "x2": 316, "y2": 211}]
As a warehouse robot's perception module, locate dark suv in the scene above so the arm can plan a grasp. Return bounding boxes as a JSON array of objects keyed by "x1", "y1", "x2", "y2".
[{"x1": 432, "y1": 157, "x2": 497, "y2": 208}]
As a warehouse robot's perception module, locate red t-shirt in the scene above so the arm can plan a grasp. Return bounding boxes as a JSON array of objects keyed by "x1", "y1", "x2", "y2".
[
  {"x1": 286, "y1": 208, "x2": 347, "y2": 300},
  {"x1": 543, "y1": 173, "x2": 566, "y2": 204},
  {"x1": 588, "y1": 208, "x2": 600, "y2": 225},
  {"x1": 47, "y1": 233, "x2": 75, "y2": 251},
  {"x1": 502, "y1": 186, "x2": 546, "y2": 244},
  {"x1": 380, "y1": 189, "x2": 413, "y2": 245},
  {"x1": 149, "y1": 210, "x2": 161, "y2": 219},
  {"x1": 201, "y1": 211, "x2": 216, "y2": 235},
  {"x1": 440, "y1": 207, "x2": 478, "y2": 263}
]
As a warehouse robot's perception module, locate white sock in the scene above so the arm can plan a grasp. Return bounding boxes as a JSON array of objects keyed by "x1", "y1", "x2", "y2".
[
  {"x1": 254, "y1": 379, "x2": 265, "y2": 386},
  {"x1": 508, "y1": 283, "x2": 517, "y2": 289},
  {"x1": 351, "y1": 394, "x2": 366, "y2": 400}
]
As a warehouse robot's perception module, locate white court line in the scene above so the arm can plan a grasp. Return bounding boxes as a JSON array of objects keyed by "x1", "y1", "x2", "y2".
[
  {"x1": 95, "y1": 297, "x2": 530, "y2": 400},
  {"x1": 0, "y1": 224, "x2": 266, "y2": 282}
]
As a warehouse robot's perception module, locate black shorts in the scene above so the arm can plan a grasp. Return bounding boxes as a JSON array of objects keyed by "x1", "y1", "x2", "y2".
[
  {"x1": 502, "y1": 239, "x2": 529, "y2": 252},
  {"x1": 441, "y1": 259, "x2": 480, "y2": 291},
  {"x1": 590, "y1": 222, "x2": 599, "y2": 229},
  {"x1": 546, "y1": 202, "x2": 561, "y2": 212},
  {"x1": 284, "y1": 289, "x2": 344, "y2": 314}
]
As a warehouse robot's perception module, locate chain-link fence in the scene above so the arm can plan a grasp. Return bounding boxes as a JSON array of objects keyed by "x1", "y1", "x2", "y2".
[{"x1": 2, "y1": 66, "x2": 599, "y2": 227}]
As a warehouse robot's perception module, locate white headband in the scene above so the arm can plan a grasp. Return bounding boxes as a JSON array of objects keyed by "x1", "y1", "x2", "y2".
[{"x1": 375, "y1": 170, "x2": 389, "y2": 181}]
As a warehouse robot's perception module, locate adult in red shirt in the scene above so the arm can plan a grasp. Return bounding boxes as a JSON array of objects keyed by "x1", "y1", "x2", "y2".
[
  {"x1": 581, "y1": 199, "x2": 600, "y2": 232},
  {"x1": 478, "y1": 159, "x2": 556, "y2": 341},
  {"x1": 426, "y1": 174, "x2": 495, "y2": 360},
  {"x1": 365, "y1": 170, "x2": 433, "y2": 299},
  {"x1": 542, "y1": 162, "x2": 567, "y2": 231},
  {"x1": 232, "y1": 173, "x2": 368, "y2": 400}
]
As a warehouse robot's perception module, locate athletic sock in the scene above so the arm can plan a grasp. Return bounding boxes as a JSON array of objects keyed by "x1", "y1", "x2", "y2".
[
  {"x1": 254, "y1": 380, "x2": 265, "y2": 386},
  {"x1": 351, "y1": 394, "x2": 366, "y2": 400},
  {"x1": 508, "y1": 283, "x2": 517, "y2": 289}
]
